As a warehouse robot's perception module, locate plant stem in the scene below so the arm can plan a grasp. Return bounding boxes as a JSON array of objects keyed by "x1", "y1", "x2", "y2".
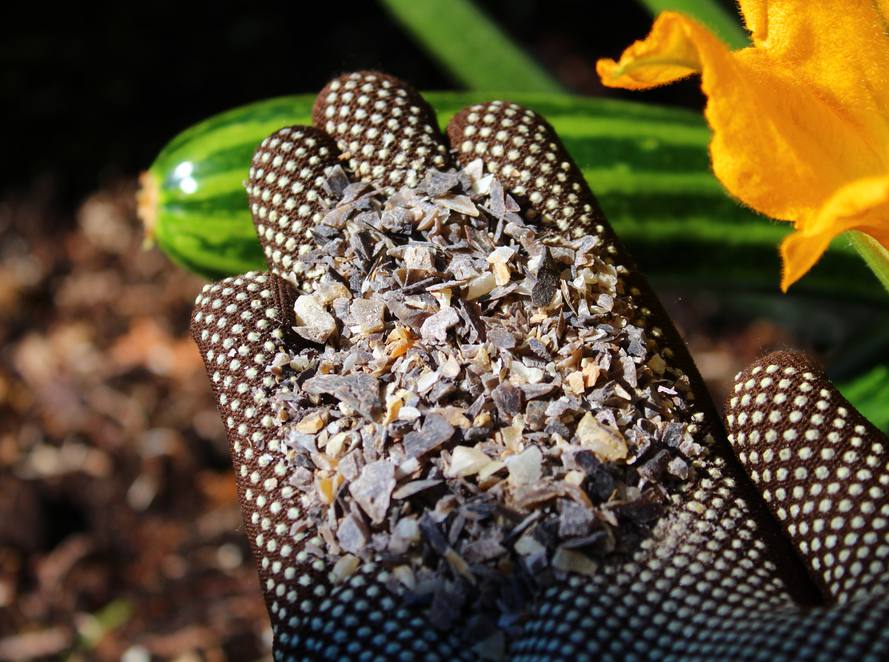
[
  {"x1": 848, "y1": 231, "x2": 889, "y2": 296},
  {"x1": 379, "y1": 0, "x2": 565, "y2": 92}
]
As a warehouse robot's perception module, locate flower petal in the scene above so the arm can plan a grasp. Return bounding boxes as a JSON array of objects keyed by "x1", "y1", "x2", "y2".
[
  {"x1": 737, "y1": 0, "x2": 767, "y2": 41},
  {"x1": 737, "y1": 0, "x2": 889, "y2": 133},
  {"x1": 780, "y1": 175, "x2": 889, "y2": 291},
  {"x1": 597, "y1": 10, "x2": 888, "y2": 223},
  {"x1": 595, "y1": 12, "x2": 709, "y2": 89}
]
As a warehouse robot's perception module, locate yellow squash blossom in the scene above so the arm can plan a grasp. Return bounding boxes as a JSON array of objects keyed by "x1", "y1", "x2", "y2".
[{"x1": 596, "y1": 0, "x2": 889, "y2": 291}]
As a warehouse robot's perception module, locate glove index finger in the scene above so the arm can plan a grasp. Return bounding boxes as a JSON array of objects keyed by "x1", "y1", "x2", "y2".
[
  {"x1": 446, "y1": 101, "x2": 724, "y2": 478},
  {"x1": 447, "y1": 101, "x2": 611, "y2": 241}
]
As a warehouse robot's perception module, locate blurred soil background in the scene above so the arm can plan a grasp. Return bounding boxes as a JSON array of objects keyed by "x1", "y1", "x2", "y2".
[{"x1": 0, "y1": 1, "x2": 884, "y2": 660}]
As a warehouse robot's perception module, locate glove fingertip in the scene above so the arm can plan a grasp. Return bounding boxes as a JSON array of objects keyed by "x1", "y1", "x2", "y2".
[
  {"x1": 247, "y1": 126, "x2": 341, "y2": 276},
  {"x1": 726, "y1": 350, "x2": 889, "y2": 603},
  {"x1": 446, "y1": 101, "x2": 607, "y2": 239},
  {"x1": 312, "y1": 70, "x2": 450, "y2": 190}
]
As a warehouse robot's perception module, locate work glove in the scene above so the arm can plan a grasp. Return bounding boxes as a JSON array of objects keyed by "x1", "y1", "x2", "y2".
[{"x1": 190, "y1": 71, "x2": 889, "y2": 660}]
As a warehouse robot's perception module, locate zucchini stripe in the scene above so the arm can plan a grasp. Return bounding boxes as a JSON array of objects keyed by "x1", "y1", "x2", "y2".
[{"x1": 144, "y1": 92, "x2": 876, "y2": 300}]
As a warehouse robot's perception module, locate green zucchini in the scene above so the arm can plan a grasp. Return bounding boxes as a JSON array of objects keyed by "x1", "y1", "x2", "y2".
[{"x1": 140, "y1": 92, "x2": 878, "y2": 300}]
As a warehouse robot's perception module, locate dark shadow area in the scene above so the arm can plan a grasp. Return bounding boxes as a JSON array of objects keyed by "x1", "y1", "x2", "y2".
[{"x1": 1, "y1": 0, "x2": 706, "y2": 211}]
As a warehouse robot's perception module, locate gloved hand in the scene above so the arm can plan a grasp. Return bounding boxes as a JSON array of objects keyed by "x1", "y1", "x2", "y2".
[{"x1": 190, "y1": 71, "x2": 889, "y2": 661}]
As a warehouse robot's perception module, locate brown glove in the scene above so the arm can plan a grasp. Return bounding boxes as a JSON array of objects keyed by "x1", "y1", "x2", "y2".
[{"x1": 190, "y1": 71, "x2": 889, "y2": 660}]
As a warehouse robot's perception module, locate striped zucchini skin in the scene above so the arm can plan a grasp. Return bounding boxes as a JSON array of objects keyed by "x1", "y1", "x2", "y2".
[{"x1": 144, "y1": 92, "x2": 876, "y2": 300}]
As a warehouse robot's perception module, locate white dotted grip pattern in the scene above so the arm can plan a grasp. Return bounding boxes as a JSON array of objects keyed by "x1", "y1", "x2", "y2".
[
  {"x1": 246, "y1": 127, "x2": 339, "y2": 274},
  {"x1": 192, "y1": 273, "x2": 469, "y2": 659},
  {"x1": 189, "y1": 71, "x2": 889, "y2": 660},
  {"x1": 727, "y1": 351, "x2": 889, "y2": 603}
]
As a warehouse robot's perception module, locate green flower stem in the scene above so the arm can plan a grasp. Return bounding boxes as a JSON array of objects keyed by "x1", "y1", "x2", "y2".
[{"x1": 848, "y1": 231, "x2": 889, "y2": 296}]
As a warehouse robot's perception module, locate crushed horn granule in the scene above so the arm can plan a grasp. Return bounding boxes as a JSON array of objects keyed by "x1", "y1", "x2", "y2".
[{"x1": 265, "y1": 159, "x2": 702, "y2": 643}]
